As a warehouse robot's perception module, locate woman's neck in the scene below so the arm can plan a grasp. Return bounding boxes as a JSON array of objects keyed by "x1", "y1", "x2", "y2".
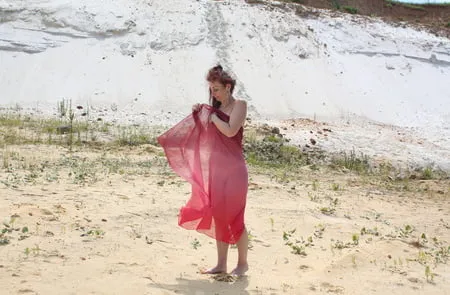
[{"x1": 221, "y1": 96, "x2": 234, "y2": 109}]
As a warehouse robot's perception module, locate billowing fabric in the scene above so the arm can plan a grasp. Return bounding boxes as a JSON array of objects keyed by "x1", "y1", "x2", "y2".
[{"x1": 157, "y1": 104, "x2": 248, "y2": 244}]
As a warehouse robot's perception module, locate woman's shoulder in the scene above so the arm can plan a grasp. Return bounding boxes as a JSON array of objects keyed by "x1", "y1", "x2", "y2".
[{"x1": 234, "y1": 99, "x2": 247, "y2": 108}]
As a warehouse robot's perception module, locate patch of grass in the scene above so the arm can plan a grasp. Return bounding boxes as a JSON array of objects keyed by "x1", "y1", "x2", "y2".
[
  {"x1": 283, "y1": 229, "x2": 313, "y2": 256},
  {"x1": 1, "y1": 105, "x2": 161, "y2": 149},
  {"x1": 319, "y1": 198, "x2": 338, "y2": 216},
  {"x1": 58, "y1": 156, "x2": 98, "y2": 185},
  {"x1": 244, "y1": 135, "x2": 309, "y2": 168},
  {"x1": 421, "y1": 167, "x2": 433, "y2": 180},
  {"x1": 331, "y1": 0, "x2": 341, "y2": 10},
  {"x1": 331, "y1": 183, "x2": 340, "y2": 191},
  {"x1": 331, "y1": 233, "x2": 360, "y2": 250},
  {"x1": 320, "y1": 206, "x2": 336, "y2": 216},
  {"x1": 0, "y1": 114, "x2": 24, "y2": 127},
  {"x1": 360, "y1": 226, "x2": 380, "y2": 236},
  {"x1": 330, "y1": 149, "x2": 370, "y2": 174},
  {"x1": 331, "y1": 240, "x2": 351, "y2": 249},
  {"x1": 343, "y1": 6, "x2": 358, "y2": 14},
  {"x1": 0, "y1": 216, "x2": 30, "y2": 245},
  {"x1": 403, "y1": 4, "x2": 425, "y2": 10},
  {"x1": 115, "y1": 126, "x2": 156, "y2": 146},
  {"x1": 244, "y1": 0, "x2": 265, "y2": 4}
]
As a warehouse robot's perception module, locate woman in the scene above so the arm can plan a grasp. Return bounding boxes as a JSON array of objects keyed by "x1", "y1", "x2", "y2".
[{"x1": 157, "y1": 65, "x2": 249, "y2": 276}]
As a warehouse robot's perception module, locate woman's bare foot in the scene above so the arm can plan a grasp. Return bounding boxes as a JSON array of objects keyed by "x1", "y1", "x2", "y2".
[
  {"x1": 230, "y1": 263, "x2": 248, "y2": 276},
  {"x1": 200, "y1": 265, "x2": 227, "y2": 274}
]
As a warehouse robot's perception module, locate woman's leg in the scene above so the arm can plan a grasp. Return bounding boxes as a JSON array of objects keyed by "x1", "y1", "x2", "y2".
[
  {"x1": 231, "y1": 227, "x2": 249, "y2": 276},
  {"x1": 201, "y1": 240, "x2": 229, "y2": 274}
]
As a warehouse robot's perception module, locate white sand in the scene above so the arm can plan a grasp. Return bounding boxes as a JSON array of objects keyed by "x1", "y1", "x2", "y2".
[{"x1": 1, "y1": 0, "x2": 449, "y2": 170}]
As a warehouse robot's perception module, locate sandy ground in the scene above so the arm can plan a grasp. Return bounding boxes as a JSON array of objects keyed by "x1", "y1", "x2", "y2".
[
  {"x1": 1, "y1": 0, "x2": 449, "y2": 294},
  {"x1": 0, "y1": 143, "x2": 449, "y2": 295}
]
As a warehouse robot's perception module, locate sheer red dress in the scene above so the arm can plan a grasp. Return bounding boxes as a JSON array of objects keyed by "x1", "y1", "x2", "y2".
[{"x1": 157, "y1": 104, "x2": 248, "y2": 244}]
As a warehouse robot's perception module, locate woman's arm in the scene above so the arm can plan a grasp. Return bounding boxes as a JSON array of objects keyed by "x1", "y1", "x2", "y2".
[{"x1": 211, "y1": 100, "x2": 247, "y2": 137}]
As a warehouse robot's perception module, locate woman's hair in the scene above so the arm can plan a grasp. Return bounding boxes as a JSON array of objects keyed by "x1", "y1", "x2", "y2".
[{"x1": 206, "y1": 65, "x2": 236, "y2": 109}]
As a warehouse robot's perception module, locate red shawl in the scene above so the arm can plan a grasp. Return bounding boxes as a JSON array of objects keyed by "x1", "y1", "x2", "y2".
[{"x1": 157, "y1": 104, "x2": 248, "y2": 244}]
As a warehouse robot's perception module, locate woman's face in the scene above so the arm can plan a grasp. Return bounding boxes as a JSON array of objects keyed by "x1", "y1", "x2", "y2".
[{"x1": 209, "y1": 81, "x2": 230, "y2": 102}]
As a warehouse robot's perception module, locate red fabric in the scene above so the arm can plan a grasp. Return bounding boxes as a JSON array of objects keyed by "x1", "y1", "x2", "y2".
[{"x1": 157, "y1": 104, "x2": 248, "y2": 244}]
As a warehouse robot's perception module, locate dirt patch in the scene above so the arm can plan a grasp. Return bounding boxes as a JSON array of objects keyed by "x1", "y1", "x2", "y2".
[{"x1": 264, "y1": 0, "x2": 450, "y2": 38}]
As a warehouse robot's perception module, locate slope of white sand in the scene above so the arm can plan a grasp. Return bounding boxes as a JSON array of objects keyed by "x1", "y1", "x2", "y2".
[{"x1": 0, "y1": 0, "x2": 449, "y2": 170}]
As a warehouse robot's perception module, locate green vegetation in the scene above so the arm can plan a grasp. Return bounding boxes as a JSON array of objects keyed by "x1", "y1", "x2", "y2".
[{"x1": 343, "y1": 6, "x2": 358, "y2": 14}]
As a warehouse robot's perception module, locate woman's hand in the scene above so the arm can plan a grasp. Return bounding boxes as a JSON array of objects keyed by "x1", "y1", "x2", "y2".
[
  {"x1": 210, "y1": 113, "x2": 219, "y2": 124},
  {"x1": 192, "y1": 103, "x2": 201, "y2": 113}
]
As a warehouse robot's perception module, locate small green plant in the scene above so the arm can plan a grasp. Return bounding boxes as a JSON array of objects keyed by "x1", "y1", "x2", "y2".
[
  {"x1": 361, "y1": 227, "x2": 380, "y2": 236},
  {"x1": 191, "y1": 238, "x2": 201, "y2": 250},
  {"x1": 331, "y1": 183, "x2": 340, "y2": 191},
  {"x1": 309, "y1": 192, "x2": 320, "y2": 202},
  {"x1": 80, "y1": 227, "x2": 105, "y2": 239},
  {"x1": 417, "y1": 250, "x2": 429, "y2": 265},
  {"x1": 31, "y1": 244, "x2": 41, "y2": 256},
  {"x1": 421, "y1": 167, "x2": 433, "y2": 180},
  {"x1": 343, "y1": 6, "x2": 357, "y2": 14},
  {"x1": 0, "y1": 237, "x2": 9, "y2": 245},
  {"x1": 266, "y1": 135, "x2": 282, "y2": 143},
  {"x1": 399, "y1": 224, "x2": 414, "y2": 238},
  {"x1": 283, "y1": 229, "x2": 312, "y2": 256},
  {"x1": 314, "y1": 224, "x2": 325, "y2": 239},
  {"x1": 332, "y1": 233, "x2": 360, "y2": 249},
  {"x1": 331, "y1": 198, "x2": 338, "y2": 206},
  {"x1": 0, "y1": 216, "x2": 22, "y2": 245},
  {"x1": 319, "y1": 197, "x2": 338, "y2": 216},
  {"x1": 312, "y1": 180, "x2": 319, "y2": 191},
  {"x1": 270, "y1": 217, "x2": 275, "y2": 231},
  {"x1": 290, "y1": 244, "x2": 306, "y2": 255},
  {"x1": 320, "y1": 207, "x2": 336, "y2": 216},
  {"x1": 87, "y1": 229, "x2": 105, "y2": 236},
  {"x1": 425, "y1": 265, "x2": 434, "y2": 283},
  {"x1": 446, "y1": 22, "x2": 450, "y2": 28},
  {"x1": 418, "y1": 233, "x2": 428, "y2": 247},
  {"x1": 331, "y1": 240, "x2": 351, "y2": 249}
]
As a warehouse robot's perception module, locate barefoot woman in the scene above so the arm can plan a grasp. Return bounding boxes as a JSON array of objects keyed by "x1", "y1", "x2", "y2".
[{"x1": 157, "y1": 65, "x2": 249, "y2": 276}]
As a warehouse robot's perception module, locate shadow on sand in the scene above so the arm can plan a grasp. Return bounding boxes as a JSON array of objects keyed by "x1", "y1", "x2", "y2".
[{"x1": 148, "y1": 275, "x2": 250, "y2": 295}]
